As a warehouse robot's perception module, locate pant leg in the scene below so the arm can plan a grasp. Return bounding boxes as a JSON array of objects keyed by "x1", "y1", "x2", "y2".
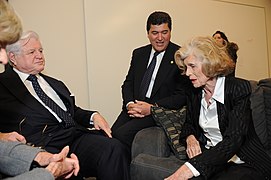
[
  {"x1": 112, "y1": 111, "x2": 156, "y2": 149},
  {"x1": 209, "y1": 163, "x2": 265, "y2": 180},
  {"x1": 70, "y1": 131, "x2": 130, "y2": 180},
  {"x1": 111, "y1": 110, "x2": 130, "y2": 132}
]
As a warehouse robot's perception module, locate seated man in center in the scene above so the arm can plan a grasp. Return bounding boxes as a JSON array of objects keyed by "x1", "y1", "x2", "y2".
[{"x1": 112, "y1": 11, "x2": 190, "y2": 152}]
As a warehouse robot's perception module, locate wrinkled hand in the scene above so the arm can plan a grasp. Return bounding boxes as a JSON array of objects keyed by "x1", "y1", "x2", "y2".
[
  {"x1": 61, "y1": 153, "x2": 79, "y2": 179},
  {"x1": 127, "y1": 100, "x2": 152, "y2": 118},
  {"x1": 34, "y1": 146, "x2": 69, "y2": 166},
  {"x1": 0, "y1": 132, "x2": 26, "y2": 143},
  {"x1": 127, "y1": 102, "x2": 144, "y2": 118},
  {"x1": 44, "y1": 146, "x2": 79, "y2": 179},
  {"x1": 186, "y1": 135, "x2": 202, "y2": 159},
  {"x1": 165, "y1": 164, "x2": 193, "y2": 180},
  {"x1": 93, "y1": 113, "x2": 112, "y2": 138}
]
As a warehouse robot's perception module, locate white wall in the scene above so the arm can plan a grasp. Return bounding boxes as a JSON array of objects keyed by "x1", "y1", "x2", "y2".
[
  {"x1": 7, "y1": 0, "x2": 271, "y2": 126},
  {"x1": 8, "y1": 0, "x2": 90, "y2": 110},
  {"x1": 84, "y1": 0, "x2": 270, "y2": 125}
]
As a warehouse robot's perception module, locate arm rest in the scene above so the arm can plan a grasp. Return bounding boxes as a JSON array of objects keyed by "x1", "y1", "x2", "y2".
[{"x1": 131, "y1": 127, "x2": 171, "y2": 159}]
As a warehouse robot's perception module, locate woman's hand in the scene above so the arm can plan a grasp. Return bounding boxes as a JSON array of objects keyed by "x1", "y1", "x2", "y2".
[
  {"x1": 186, "y1": 135, "x2": 202, "y2": 159},
  {"x1": 165, "y1": 164, "x2": 193, "y2": 180}
]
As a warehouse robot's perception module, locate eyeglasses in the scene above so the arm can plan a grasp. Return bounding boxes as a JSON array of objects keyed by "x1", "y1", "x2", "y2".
[{"x1": 19, "y1": 117, "x2": 46, "y2": 149}]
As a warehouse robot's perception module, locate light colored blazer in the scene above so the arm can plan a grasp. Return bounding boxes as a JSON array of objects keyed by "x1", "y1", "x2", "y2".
[{"x1": 0, "y1": 141, "x2": 53, "y2": 180}]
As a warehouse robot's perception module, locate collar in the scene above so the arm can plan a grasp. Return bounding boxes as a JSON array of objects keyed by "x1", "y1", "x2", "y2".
[
  {"x1": 212, "y1": 76, "x2": 225, "y2": 104},
  {"x1": 151, "y1": 48, "x2": 165, "y2": 58},
  {"x1": 13, "y1": 68, "x2": 41, "y2": 83}
]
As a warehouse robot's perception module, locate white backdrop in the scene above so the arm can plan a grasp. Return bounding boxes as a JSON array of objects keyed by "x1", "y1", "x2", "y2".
[
  {"x1": 7, "y1": 0, "x2": 271, "y2": 126},
  {"x1": 84, "y1": 0, "x2": 269, "y2": 125}
]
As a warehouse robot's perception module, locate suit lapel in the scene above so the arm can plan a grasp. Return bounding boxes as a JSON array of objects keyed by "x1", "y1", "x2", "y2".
[
  {"x1": 0, "y1": 67, "x2": 52, "y2": 116},
  {"x1": 41, "y1": 74, "x2": 74, "y2": 114},
  {"x1": 135, "y1": 45, "x2": 152, "y2": 94},
  {"x1": 217, "y1": 77, "x2": 230, "y2": 134},
  {"x1": 139, "y1": 45, "x2": 152, "y2": 79},
  {"x1": 151, "y1": 42, "x2": 176, "y2": 97},
  {"x1": 41, "y1": 75, "x2": 70, "y2": 100}
]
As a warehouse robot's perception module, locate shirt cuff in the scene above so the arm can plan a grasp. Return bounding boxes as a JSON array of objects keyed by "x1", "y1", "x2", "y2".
[
  {"x1": 126, "y1": 101, "x2": 135, "y2": 110},
  {"x1": 185, "y1": 162, "x2": 200, "y2": 177},
  {"x1": 90, "y1": 112, "x2": 98, "y2": 125}
]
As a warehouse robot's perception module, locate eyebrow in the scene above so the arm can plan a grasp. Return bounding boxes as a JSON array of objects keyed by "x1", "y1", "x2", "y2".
[
  {"x1": 150, "y1": 29, "x2": 169, "y2": 33},
  {"x1": 186, "y1": 61, "x2": 195, "y2": 65}
]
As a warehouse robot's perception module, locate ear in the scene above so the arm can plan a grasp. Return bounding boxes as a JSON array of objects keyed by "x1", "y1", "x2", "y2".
[{"x1": 8, "y1": 52, "x2": 16, "y2": 66}]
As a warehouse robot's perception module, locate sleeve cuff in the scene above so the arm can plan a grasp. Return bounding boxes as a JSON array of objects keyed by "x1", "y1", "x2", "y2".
[
  {"x1": 90, "y1": 112, "x2": 98, "y2": 125},
  {"x1": 185, "y1": 162, "x2": 200, "y2": 177},
  {"x1": 126, "y1": 101, "x2": 135, "y2": 110}
]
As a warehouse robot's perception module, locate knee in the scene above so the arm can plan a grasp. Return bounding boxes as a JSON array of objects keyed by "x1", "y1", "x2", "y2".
[
  {"x1": 112, "y1": 127, "x2": 127, "y2": 140},
  {"x1": 108, "y1": 138, "x2": 127, "y2": 152},
  {"x1": 102, "y1": 138, "x2": 130, "y2": 159}
]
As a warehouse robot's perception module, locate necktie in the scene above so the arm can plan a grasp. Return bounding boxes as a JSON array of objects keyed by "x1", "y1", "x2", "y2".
[
  {"x1": 139, "y1": 51, "x2": 160, "y2": 100},
  {"x1": 27, "y1": 74, "x2": 75, "y2": 128}
]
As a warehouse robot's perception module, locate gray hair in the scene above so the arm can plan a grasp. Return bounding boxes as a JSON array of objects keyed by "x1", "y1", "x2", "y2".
[
  {"x1": 6, "y1": 30, "x2": 40, "y2": 55},
  {"x1": 175, "y1": 36, "x2": 235, "y2": 77}
]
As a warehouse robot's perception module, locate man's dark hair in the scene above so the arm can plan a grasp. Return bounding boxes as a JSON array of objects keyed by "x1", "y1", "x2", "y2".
[{"x1": 146, "y1": 11, "x2": 172, "y2": 32}]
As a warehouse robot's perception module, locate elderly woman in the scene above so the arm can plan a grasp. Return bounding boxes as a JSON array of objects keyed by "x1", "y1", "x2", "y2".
[{"x1": 166, "y1": 36, "x2": 271, "y2": 180}]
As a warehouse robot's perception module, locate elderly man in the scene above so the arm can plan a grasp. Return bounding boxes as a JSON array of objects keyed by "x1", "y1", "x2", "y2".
[
  {"x1": 0, "y1": 1, "x2": 79, "y2": 179},
  {"x1": 0, "y1": 30, "x2": 130, "y2": 180}
]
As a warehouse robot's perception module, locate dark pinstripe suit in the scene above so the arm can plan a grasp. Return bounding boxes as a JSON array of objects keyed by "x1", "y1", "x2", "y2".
[{"x1": 180, "y1": 77, "x2": 271, "y2": 179}]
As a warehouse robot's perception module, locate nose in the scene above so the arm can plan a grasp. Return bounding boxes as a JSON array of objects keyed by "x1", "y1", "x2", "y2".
[
  {"x1": 34, "y1": 50, "x2": 43, "y2": 58},
  {"x1": 157, "y1": 33, "x2": 163, "y2": 40},
  {"x1": 185, "y1": 68, "x2": 191, "y2": 77}
]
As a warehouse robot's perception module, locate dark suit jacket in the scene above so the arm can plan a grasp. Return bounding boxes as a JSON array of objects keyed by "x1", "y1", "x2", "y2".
[
  {"x1": 180, "y1": 77, "x2": 271, "y2": 179},
  {"x1": 0, "y1": 66, "x2": 95, "y2": 153},
  {"x1": 121, "y1": 41, "x2": 190, "y2": 110}
]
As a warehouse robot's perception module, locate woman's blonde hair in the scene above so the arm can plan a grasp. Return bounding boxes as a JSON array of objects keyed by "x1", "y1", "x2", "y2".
[
  {"x1": 0, "y1": 0, "x2": 22, "y2": 47},
  {"x1": 175, "y1": 36, "x2": 235, "y2": 78}
]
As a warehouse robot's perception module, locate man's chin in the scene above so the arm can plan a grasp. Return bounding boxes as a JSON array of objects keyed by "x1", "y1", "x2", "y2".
[
  {"x1": 36, "y1": 66, "x2": 45, "y2": 73},
  {"x1": 154, "y1": 46, "x2": 166, "y2": 52}
]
